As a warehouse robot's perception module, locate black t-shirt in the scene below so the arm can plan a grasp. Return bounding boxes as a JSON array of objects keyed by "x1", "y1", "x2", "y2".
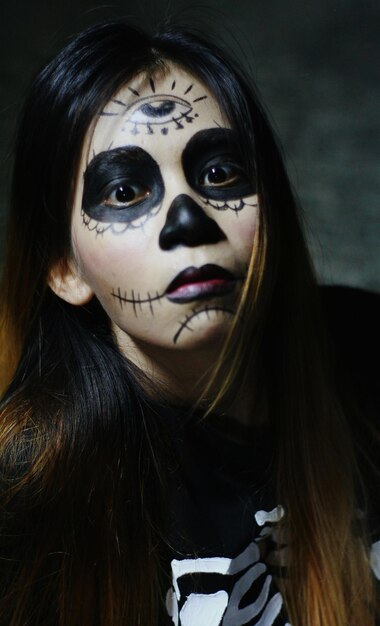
[
  {"x1": 161, "y1": 286, "x2": 380, "y2": 626},
  {"x1": 164, "y1": 410, "x2": 289, "y2": 626}
]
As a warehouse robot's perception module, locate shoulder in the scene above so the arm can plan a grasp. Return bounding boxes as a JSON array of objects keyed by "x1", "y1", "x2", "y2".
[
  {"x1": 320, "y1": 284, "x2": 380, "y2": 417},
  {"x1": 321, "y1": 286, "x2": 380, "y2": 540},
  {"x1": 321, "y1": 284, "x2": 379, "y2": 345}
]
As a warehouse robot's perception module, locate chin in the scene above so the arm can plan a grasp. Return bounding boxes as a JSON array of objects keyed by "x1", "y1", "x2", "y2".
[{"x1": 170, "y1": 312, "x2": 235, "y2": 349}]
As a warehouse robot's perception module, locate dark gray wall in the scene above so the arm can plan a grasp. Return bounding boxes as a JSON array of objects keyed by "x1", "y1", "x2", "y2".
[{"x1": 1, "y1": 0, "x2": 379, "y2": 289}]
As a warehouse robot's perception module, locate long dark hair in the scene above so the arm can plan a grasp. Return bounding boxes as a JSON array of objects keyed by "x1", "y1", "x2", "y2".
[{"x1": 0, "y1": 21, "x2": 376, "y2": 626}]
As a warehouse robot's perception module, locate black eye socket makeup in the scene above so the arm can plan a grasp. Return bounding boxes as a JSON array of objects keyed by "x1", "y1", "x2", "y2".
[
  {"x1": 82, "y1": 146, "x2": 164, "y2": 223},
  {"x1": 182, "y1": 128, "x2": 256, "y2": 200}
]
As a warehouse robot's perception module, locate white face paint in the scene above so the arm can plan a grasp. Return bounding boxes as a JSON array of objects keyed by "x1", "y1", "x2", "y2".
[{"x1": 69, "y1": 64, "x2": 259, "y2": 362}]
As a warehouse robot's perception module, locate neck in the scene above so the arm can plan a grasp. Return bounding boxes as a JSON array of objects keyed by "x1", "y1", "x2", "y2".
[
  {"x1": 117, "y1": 332, "x2": 222, "y2": 398},
  {"x1": 114, "y1": 329, "x2": 264, "y2": 426}
]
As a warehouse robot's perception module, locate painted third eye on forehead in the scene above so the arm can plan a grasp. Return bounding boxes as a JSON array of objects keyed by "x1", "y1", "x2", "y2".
[
  {"x1": 99, "y1": 75, "x2": 207, "y2": 136},
  {"x1": 81, "y1": 128, "x2": 256, "y2": 227}
]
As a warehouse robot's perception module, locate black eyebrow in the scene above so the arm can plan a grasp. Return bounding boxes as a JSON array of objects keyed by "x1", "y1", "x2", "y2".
[
  {"x1": 182, "y1": 128, "x2": 239, "y2": 167},
  {"x1": 83, "y1": 145, "x2": 157, "y2": 182}
]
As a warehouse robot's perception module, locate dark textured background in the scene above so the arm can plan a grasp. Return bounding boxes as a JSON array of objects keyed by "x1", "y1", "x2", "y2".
[{"x1": 1, "y1": 0, "x2": 379, "y2": 289}]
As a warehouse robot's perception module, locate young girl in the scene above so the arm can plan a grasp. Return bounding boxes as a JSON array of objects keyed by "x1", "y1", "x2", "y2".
[{"x1": 0, "y1": 20, "x2": 378, "y2": 626}]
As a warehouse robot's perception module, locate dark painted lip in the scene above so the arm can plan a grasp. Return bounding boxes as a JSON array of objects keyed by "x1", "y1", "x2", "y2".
[
  {"x1": 166, "y1": 264, "x2": 236, "y2": 294},
  {"x1": 166, "y1": 264, "x2": 239, "y2": 303}
]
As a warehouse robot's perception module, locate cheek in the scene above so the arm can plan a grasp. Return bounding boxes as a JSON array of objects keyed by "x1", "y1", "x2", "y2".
[
  {"x1": 72, "y1": 226, "x2": 153, "y2": 293},
  {"x1": 234, "y1": 216, "x2": 258, "y2": 253},
  {"x1": 221, "y1": 201, "x2": 260, "y2": 260}
]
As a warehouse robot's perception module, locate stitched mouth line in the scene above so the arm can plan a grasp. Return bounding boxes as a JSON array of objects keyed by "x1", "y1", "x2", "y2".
[
  {"x1": 111, "y1": 287, "x2": 165, "y2": 315},
  {"x1": 111, "y1": 271, "x2": 246, "y2": 316}
]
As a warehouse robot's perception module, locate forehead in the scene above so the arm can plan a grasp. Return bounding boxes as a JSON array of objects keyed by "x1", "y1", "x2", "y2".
[{"x1": 87, "y1": 64, "x2": 226, "y2": 161}]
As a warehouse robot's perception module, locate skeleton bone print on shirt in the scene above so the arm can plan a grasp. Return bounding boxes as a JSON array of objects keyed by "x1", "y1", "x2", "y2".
[
  {"x1": 165, "y1": 506, "x2": 292, "y2": 626},
  {"x1": 165, "y1": 502, "x2": 380, "y2": 626}
]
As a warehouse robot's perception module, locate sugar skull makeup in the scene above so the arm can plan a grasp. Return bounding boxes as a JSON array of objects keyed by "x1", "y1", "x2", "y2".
[{"x1": 65, "y1": 65, "x2": 259, "y2": 361}]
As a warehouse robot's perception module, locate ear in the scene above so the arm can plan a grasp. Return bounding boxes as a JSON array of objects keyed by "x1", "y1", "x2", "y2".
[{"x1": 48, "y1": 259, "x2": 94, "y2": 306}]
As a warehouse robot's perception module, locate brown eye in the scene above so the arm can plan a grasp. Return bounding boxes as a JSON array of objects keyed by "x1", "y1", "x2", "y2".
[
  {"x1": 115, "y1": 185, "x2": 135, "y2": 203},
  {"x1": 200, "y1": 164, "x2": 242, "y2": 188},
  {"x1": 104, "y1": 183, "x2": 151, "y2": 208},
  {"x1": 206, "y1": 167, "x2": 229, "y2": 185}
]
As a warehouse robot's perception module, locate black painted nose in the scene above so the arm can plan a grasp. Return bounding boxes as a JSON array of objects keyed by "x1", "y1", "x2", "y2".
[{"x1": 159, "y1": 194, "x2": 226, "y2": 251}]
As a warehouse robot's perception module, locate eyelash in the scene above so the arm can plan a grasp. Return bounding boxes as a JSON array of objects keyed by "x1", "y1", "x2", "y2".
[
  {"x1": 199, "y1": 161, "x2": 246, "y2": 188},
  {"x1": 103, "y1": 181, "x2": 151, "y2": 208}
]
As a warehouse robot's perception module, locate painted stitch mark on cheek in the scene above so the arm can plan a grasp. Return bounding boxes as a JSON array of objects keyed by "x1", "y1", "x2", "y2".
[
  {"x1": 99, "y1": 79, "x2": 206, "y2": 136},
  {"x1": 81, "y1": 146, "x2": 164, "y2": 233},
  {"x1": 173, "y1": 306, "x2": 235, "y2": 345}
]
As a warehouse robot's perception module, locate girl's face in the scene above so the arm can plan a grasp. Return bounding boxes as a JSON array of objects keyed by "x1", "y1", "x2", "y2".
[{"x1": 66, "y1": 65, "x2": 259, "y2": 357}]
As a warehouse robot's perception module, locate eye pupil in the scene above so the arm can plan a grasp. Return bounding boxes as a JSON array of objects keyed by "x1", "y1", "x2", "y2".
[
  {"x1": 208, "y1": 167, "x2": 227, "y2": 184},
  {"x1": 115, "y1": 185, "x2": 135, "y2": 203}
]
